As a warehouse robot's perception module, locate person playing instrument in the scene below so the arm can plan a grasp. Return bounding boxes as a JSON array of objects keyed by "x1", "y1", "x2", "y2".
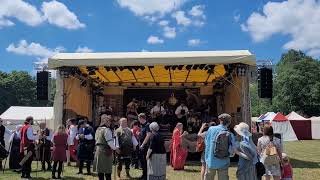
[
  {"x1": 9, "y1": 125, "x2": 22, "y2": 172},
  {"x1": 51, "y1": 125, "x2": 68, "y2": 179},
  {"x1": 20, "y1": 116, "x2": 39, "y2": 179},
  {"x1": 150, "y1": 101, "x2": 166, "y2": 123},
  {"x1": 38, "y1": 122, "x2": 52, "y2": 171},
  {"x1": 126, "y1": 98, "x2": 139, "y2": 125},
  {"x1": 175, "y1": 102, "x2": 189, "y2": 131},
  {"x1": 115, "y1": 118, "x2": 138, "y2": 179},
  {"x1": 66, "y1": 118, "x2": 78, "y2": 166},
  {"x1": 93, "y1": 114, "x2": 119, "y2": 180},
  {"x1": 0, "y1": 117, "x2": 13, "y2": 170},
  {"x1": 76, "y1": 119, "x2": 95, "y2": 175}
]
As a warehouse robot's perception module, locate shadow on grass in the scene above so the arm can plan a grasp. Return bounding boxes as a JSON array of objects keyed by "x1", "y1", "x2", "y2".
[
  {"x1": 291, "y1": 158, "x2": 320, "y2": 168},
  {"x1": 183, "y1": 169, "x2": 201, "y2": 173}
]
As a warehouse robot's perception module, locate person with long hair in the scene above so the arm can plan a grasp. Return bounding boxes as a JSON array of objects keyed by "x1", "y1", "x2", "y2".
[
  {"x1": 66, "y1": 118, "x2": 78, "y2": 166},
  {"x1": 257, "y1": 125, "x2": 282, "y2": 180},
  {"x1": 51, "y1": 125, "x2": 68, "y2": 179},
  {"x1": 170, "y1": 122, "x2": 188, "y2": 170},
  {"x1": 9, "y1": 125, "x2": 22, "y2": 172}
]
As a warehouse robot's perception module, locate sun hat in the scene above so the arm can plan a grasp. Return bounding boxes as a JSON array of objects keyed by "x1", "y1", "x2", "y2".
[{"x1": 234, "y1": 122, "x2": 252, "y2": 137}]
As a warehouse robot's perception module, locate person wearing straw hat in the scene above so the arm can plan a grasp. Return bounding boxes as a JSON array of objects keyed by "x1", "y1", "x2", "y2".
[
  {"x1": 234, "y1": 122, "x2": 258, "y2": 180},
  {"x1": 93, "y1": 114, "x2": 119, "y2": 180}
]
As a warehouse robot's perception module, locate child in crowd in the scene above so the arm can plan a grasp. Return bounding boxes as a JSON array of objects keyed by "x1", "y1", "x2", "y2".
[
  {"x1": 131, "y1": 120, "x2": 141, "y2": 169},
  {"x1": 281, "y1": 153, "x2": 293, "y2": 180}
]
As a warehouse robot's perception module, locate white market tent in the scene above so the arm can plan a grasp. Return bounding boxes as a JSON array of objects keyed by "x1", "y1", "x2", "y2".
[
  {"x1": 310, "y1": 116, "x2": 320, "y2": 139},
  {"x1": 286, "y1": 111, "x2": 312, "y2": 140},
  {"x1": 261, "y1": 112, "x2": 276, "y2": 121},
  {"x1": 271, "y1": 112, "x2": 298, "y2": 141}
]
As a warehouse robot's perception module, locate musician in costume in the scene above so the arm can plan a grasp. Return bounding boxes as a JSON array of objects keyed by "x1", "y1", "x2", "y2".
[
  {"x1": 126, "y1": 98, "x2": 139, "y2": 125},
  {"x1": 150, "y1": 101, "x2": 166, "y2": 123},
  {"x1": 76, "y1": 119, "x2": 95, "y2": 175},
  {"x1": 66, "y1": 118, "x2": 78, "y2": 166},
  {"x1": 93, "y1": 114, "x2": 118, "y2": 180},
  {"x1": 38, "y1": 122, "x2": 52, "y2": 171},
  {"x1": 9, "y1": 125, "x2": 22, "y2": 171},
  {"x1": 175, "y1": 102, "x2": 189, "y2": 131},
  {"x1": 20, "y1": 116, "x2": 39, "y2": 179},
  {"x1": 0, "y1": 118, "x2": 13, "y2": 170},
  {"x1": 115, "y1": 118, "x2": 138, "y2": 179}
]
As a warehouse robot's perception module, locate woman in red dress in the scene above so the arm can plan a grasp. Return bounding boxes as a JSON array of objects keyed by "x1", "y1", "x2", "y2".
[
  {"x1": 170, "y1": 123, "x2": 188, "y2": 170},
  {"x1": 51, "y1": 125, "x2": 68, "y2": 179}
]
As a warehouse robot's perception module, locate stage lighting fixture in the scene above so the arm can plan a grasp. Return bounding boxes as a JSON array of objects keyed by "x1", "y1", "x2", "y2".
[
  {"x1": 178, "y1": 65, "x2": 184, "y2": 70},
  {"x1": 131, "y1": 83, "x2": 135, "y2": 86},
  {"x1": 156, "y1": 82, "x2": 160, "y2": 86},
  {"x1": 80, "y1": 80, "x2": 87, "y2": 87},
  {"x1": 171, "y1": 66, "x2": 177, "y2": 70},
  {"x1": 118, "y1": 82, "x2": 122, "y2": 86},
  {"x1": 144, "y1": 82, "x2": 148, "y2": 86},
  {"x1": 149, "y1": 66, "x2": 154, "y2": 69},
  {"x1": 127, "y1": 66, "x2": 133, "y2": 71},
  {"x1": 111, "y1": 67, "x2": 118, "y2": 71},
  {"x1": 88, "y1": 71, "x2": 96, "y2": 75},
  {"x1": 133, "y1": 66, "x2": 139, "y2": 71},
  {"x1": 199, "y1": 64, "x2": 206, "y2": 70},
  {"x1": 169, "y1": 82, "x2": 172, "y2": 86},
  {"x1": 186, "y1": 65, "x2": 192, "y2": 70},
  {"x1": 119, "y1": 66, "x2": 125, "y2": 71},
  {"x1": 192, "y1": 65, "x2": 199, "y2": 70},
  {"x1": 105, "y1": 66, "x2": 111, "y2": 71},
  {"x1": 209, "y1": 65, "x2": 215, "y2": 69},
  {"x1": 140, "y1": 66, "x2": 145, "y2": 70},
  {"x1": 207, "y1": 69, "x2": 214, "y2": 74},
  {"x1": 204, "y1": 82, "x2": 208, "y2": 85},
  {"x1": 164, "y1": 66, "x2": 170, "y2": 70},
  {"x1": 181, "y1": 83, "x2": 185, "y2": 86}
]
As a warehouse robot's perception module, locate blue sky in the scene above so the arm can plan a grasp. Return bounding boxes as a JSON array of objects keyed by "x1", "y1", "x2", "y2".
[{"x1": 0, "y1": 0, "x2": 319, "y2": 73}]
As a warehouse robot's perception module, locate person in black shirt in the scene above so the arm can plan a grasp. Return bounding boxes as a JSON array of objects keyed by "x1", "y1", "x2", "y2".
[
  {"x1": 146, "y1": 122, "x2": 166, "y2": 180},
  {"x1": 138, "y1": 113, "x2": 151, "y2": 180}
]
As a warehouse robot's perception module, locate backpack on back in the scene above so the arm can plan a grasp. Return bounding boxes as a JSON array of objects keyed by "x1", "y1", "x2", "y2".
[
  {"x1": 263, "y1": 141, "x2": 279, "y2": 166},
  {"x1": 117, "y1": 128, "x2": 133, "y2": 156},
  {"x1": 213, "y1": 130, "x2": 231, "y2": 159}
]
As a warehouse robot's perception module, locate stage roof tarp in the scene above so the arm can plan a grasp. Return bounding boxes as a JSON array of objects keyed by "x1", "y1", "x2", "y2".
[
  {"x1": 48, "y1": 50, "x2": 256, "y2": 68},
  {"x1": 0, "y1": 106, "x2": 53, "y2": 123}
]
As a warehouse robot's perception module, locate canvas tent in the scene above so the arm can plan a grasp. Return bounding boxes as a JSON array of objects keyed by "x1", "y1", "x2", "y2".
[
  {"x1": 270, "y1": 112, "x2": 298, "y2": 141},
  {"x1": 286, "y1": 111, "x2": 312, "y2": 140},
  {"x1": 310, "y1": 116, "x2": 320, "y2": 139},
  {"x1": 261, "y1": 112, "x2": 276, "y2": 121}
]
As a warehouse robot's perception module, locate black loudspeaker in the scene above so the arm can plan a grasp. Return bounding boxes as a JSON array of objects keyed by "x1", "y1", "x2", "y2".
[
  {"x1": 37, "y1": 71, "x2": 49, "y2": 100},
  {"x1": 258, "y1": 68, "x2": 273, "y2": 98}
]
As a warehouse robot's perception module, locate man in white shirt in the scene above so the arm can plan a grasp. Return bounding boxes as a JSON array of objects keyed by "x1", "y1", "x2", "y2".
[
  {"x1": 0, "y1": 118, "x2": 13, "y2": 170},
  {"x1": 66, "y1": 118, "x2": 78, "y2": 166},
  {"x1": 38, "y1": 122, "x2": 53, "y2": 171},
  {"x1": 150, "y1": 101, "x2": 166, "y2": 123},
  {"x1": 175, "y1": 102, "x2": 189, "y2": 131}
]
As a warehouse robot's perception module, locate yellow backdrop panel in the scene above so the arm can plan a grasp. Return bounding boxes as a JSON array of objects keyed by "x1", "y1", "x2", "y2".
[{"x1": 224, "y1": 76, "x2": 242, "y2": 114}]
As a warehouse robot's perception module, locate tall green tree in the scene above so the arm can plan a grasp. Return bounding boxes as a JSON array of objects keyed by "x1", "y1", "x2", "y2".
[{"x1": 250, "y1": 83, "x2": 273, "y2": 117}]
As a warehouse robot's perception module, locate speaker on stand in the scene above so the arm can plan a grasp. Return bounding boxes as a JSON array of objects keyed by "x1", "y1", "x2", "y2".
[
  {"x1": 36, "y1": 71, "x2": 49, "y2": 100},
  {"x1": 257, "y1": 67, "x2": 273, "y2": 99}
]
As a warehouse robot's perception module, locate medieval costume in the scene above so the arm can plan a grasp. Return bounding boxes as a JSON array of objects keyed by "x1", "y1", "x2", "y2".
[
  {"x1": 0, "y1": 118, "x2": 12, "y2": 170},
  {"x1": 126, "y1": 99, "x2": 139, "y2": 125},
  {"x1": 150, "y1": 102, "x2": 166, "y2": 124},
  {"x1": 115, "y1": 118, "x2": 138, "y2": 178},
  {"x1": 51, "y1": 125, "x2": 68, "y2": 179},
  {"x1": 9, "y1": 125, "x2": 22, "y2": 171},
  {"x1": 93, "y1": 114, "x2": 117, "y2": 180},
  {"x1": 76, "y1": 120, "x2": 95, "y2": 175},
  {"x1": 20, "y1": 117, "x2": 39, "y2": 179},
  {"x1": 38, "y1": 123, "x2": 52, "y2": 171},
  {"x1": 175, "y1": 104, "x2": 189, "y2": 131},
  {"x1": 170, "y1": 123, "x2": 188, "y2": 170},
  {"x1": 67, "y1": 119, "x2": 78, "y2": 166}
]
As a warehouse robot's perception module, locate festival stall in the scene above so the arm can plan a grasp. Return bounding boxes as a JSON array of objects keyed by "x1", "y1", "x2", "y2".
[
  {"x1": 310, "y1": 116, "x2": 320, "y2": 139},
  {"x1": 270, "y1": 112, "x2": 298, "y2": 141},
  {"x1": 286, "y1": 111, "x2": 312, "y2": 140}
]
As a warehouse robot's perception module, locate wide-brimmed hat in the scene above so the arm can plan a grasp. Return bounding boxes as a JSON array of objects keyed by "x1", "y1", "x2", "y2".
[{"x1": 234, "y1": 122, "x2": 252, "y2": 137}]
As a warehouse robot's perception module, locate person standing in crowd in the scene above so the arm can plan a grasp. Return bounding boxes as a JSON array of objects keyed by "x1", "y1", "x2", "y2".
[
  {"x1": 93, "y1": 114, "x2": 119, "y2": 180},
  {"x1": 66, "y1": 118, "x2": 78, "y2": 166},
  {"x1": 0, "y1": 118, "x2": 13, "y2": 170},
  {"x1": 127, "y1": 98, "x2": 139, "y2": 125},
  {"x1": 146, "y1": 122, "x2": 166, "y2": 180},
  {"x1": 257, "y1": 125, "x2": 282, "y2": 180},
  {"x1": 204, "y1": 113, "x2": 234, "y2": 180},
  {"x1": 175, "y1": 102, "x2": 189, "y2": 131},
  {"x1": 233, "y1": 122, "x2": 258, "y2": 180},
  {"x1": 115, "y1": 118, "x2": 138, "y2": 179},
  {"x1": 51, "y1": 125, "x2": 68, "y2": 179},
  {"x1": 9, "y1": 125, "x2": 22, "y2": 172},
  {"x1": 20, "y1": 116, "x2": 39, "y2": 179},
  {"x1": 76, "y1": 119, "x2": 95, "y2": 175},
  {"x1": 170, "y1": 122, "x2": 188, "y2": 170},
  {"x1": 138, "y1": 113, "x2": 151, "y2": 180},
  {"x1": 38, "y1": 122, "x2": 52, "y2": 171},
  {"x1": 281, "y1": 153, "x2": 293, "y2": 180},
  {"x1": 131, "y1": 120, "x2": 140, "y2": 169},
  {"x1": 150, "y1": 101, "x2": 166, "y2": 123}
]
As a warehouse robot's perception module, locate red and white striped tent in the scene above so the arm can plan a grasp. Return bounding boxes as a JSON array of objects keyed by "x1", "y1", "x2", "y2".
[
  {"x1": 270, "y1": 112, "x2": 298, "y2": 141},
  {"x1": 286, "y1": 111, "x2": 312, "y2": 140}
]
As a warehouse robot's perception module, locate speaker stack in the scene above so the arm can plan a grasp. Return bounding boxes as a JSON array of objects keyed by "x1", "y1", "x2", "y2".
[
  {"x1": 257, "y1": 67, "x2": 273, "y2": 98},
  {"x1": 36, "y1": 71, "x2": 49, "y2": 100}
]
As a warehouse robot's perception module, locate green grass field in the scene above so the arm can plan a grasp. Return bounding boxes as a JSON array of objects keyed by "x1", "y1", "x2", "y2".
[{"x1": 1, "y1": 140, "x2": 320, "y2": 180}]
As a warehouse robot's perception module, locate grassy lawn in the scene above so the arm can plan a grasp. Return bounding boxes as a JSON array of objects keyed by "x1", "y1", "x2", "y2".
[{"x1": 1, "y1": 140, "x2": 320, "y2": 179}]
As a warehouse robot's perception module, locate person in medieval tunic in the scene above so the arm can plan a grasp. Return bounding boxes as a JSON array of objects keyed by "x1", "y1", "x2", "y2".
[
  {"x1": 51, "y1": 125, "x2": 68, "y2": 179},
  {"x1": 66, "y1": 118, "x2": 78, "y2": 166},
  {"x1": 0, "y1": 117, "x2": 13, "y2": 170},
  {"x1": 20, "y1": 116, "x2": 39, "y2": 179},
  {"x1": 93, "y1": 114, "x2": 118, "y2": 180},
  {"x1": 126, "y1": 98, "x2": 139, "y2": 125},
  {"x1": 38, "y1": 122, "x2": 52, "y2": 171},
  {"x1": 76, "y1": 120, "x2": 95, "y2": 175},
  {"x1": 9, "y1": 125, "x2": 22, "y2": 171},
  {"x1": 115, "y1": 117, "x2": 138, "y2": 179}
]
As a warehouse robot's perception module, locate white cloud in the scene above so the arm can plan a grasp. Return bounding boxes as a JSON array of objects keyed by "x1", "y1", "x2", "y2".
[
  {"x1": 42, "y1": 0, "x2": 85, "y2": 30},
  {"x1": 163, "y1": 26, "x2": 176, "y2": 39},
  {"x1": 0, "y1": 0, "x2": 44, "y2": 28},
  {"x1": 172, "y1": 11, "x2": 191, "y2": 26},
  {"x1": 147, "y1": 36, "x2": 164, "y2": 44},
  {"x1": 234, "y1": 14, "x2": 240, "y2": 23},
  {"x1": 158, "y1": 20, "x2": 169, "y2": 26},
  {"x1": 188, "y1": 39, "x2": 202, "y2": 47},
  {"x1": 116, "y1": 0, "x2": 186, "y2": 16},
  {"x1": 242, "y1": 0, "x2": 320, "y2": 56},
  {"x1": 76, "y1": 46, "x2": 94, "y2": 53},
  {"x1": 188, "y1": 5, "x2": 205, "y2": 19}
]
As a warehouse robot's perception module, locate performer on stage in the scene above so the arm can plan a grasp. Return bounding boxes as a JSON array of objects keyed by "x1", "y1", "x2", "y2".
[
  {"x1": 66, "y1": 118, "x2": 78, "y2": 166},
  {"x1": 150, "y1": 101, "x2": 166, "y2": 123},
  {"x1": 93, "y1": 114, "x2": 118, "y2": 180},
  {"x1": 0, "y1": 118, "x2": 13, "y2": 170},
  {"x1": 20, "y1": 116, "x2": 39, "y2": 179},
  {"x1": 175, "y1": 102, "x2": 189, "y2": 131},
  {"x1": 9, "y1": 125, "x2": 22, "y2": 171},
  {"x1": 38, "y1": 122, "x2": 52, "y2": 171},
  {"x1": 126, "y1": 98, "x2": 139, "y2": 124},
  {"x1": 76, "y1": 120, "x2": 95, "y2": 175},
  {"x1": 115, "y1": 118, "x2": 138, "y2": 179}
]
